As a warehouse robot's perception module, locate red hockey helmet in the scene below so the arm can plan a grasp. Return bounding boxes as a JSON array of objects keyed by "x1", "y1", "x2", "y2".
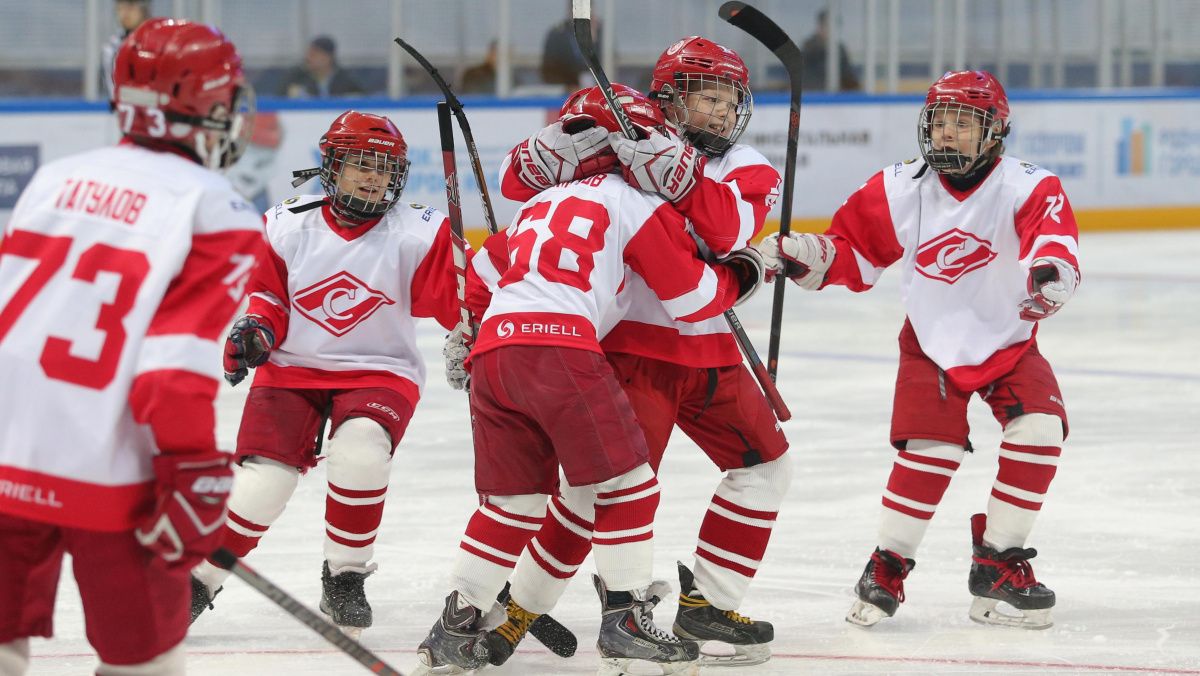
[
  {"x1": 649, "y1": 36, "x2": 753, "y2": 156},
  {"x1": 918, "y1": 70, "x2": 1011, "y2": 174},
  {"x1": 559, "y1": 84, "x2": 666, "y2": 137},
  {"x1": 112, "y1": 18, "x2": 254, "y2": 170},
  {"x1": 317, "y1": 111, "x2": 410, "y2": 224}
]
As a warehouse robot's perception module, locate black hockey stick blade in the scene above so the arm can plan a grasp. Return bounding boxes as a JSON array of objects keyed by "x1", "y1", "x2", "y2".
[
  {"x1": 720, "y1": 1, "x2": 804, "y2": 382},
  {"x1": 211, "y1": 548, "x2": 404, "y2": 675},
  {"x1": 498, "y1": 581, "x2": 577, "y2": 658},
  {"x1": 571, "y1": 0, "x2": 638, "y2": 141},
  {"x1": 394, "y1": 36, "x2": 500, "y2": 236},
  {"x1": 393, "y1": 37, "x2": 461, "y2": 110},
  {"x1": 720, "y1": 3, "x2": 789, "y2": 53},
  {"x1": 719, "y1": 1, "x2": 804, "y2": 90}
]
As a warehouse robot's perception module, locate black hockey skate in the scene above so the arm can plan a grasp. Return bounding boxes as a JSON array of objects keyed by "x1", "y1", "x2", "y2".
[
  {"x1": 846, "y1": 547, "x2": 915, "y2": 627},
  {"x1": 414, "y1": 591, "x2": 491, "y2": 676},
  {"x1": 594, "y1": 574, "x2": 699, "y2": 676},
  {"x1": 967, "y1": 513, "x2": 1055, "y2": 629},
  {"x1": 672, "y1": 562, "x2": 773, "y2": 666},
  {"x1": 189, "y1": 575, "x2": 221, "y2": 624},
  {"x1": 318, "y1": 561, "x2": 373, "y2": 639}
]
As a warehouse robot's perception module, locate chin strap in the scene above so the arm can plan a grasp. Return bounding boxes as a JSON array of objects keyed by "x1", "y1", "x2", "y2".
[{"x1": 291, "y1": 168, "x2": 321, "y2": 188}]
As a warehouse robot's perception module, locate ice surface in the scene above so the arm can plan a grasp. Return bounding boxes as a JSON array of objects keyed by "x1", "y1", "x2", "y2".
[{"x1": 27, "y1": 231, "x2": 1200, "y2": 675}]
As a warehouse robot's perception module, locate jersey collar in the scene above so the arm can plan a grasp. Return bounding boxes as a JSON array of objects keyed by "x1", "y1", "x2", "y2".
[{"x1": 321, "y1": 203, "x2": 382, "y2": 241}]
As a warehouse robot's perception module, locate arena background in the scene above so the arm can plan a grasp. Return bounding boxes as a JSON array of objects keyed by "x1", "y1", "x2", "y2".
[
  {"x1": 2, "y1": 0, "x2": 1199, "y2": 244},
  {"x1": 3, "y1": 2, "x2": 1199, "y2": 675}
]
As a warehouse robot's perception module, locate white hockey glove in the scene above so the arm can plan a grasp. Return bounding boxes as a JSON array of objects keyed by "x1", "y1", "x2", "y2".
[
  {"x1": 609, "y1": 130, "x2": 704, "y2": 203},
  {"x1": 512, "y1": 122, "x2": 612, "y2": 191},
  {"x1": 1019, "y1": 257, "x2": 1078, "y2": 321},
  {"x1": 756, "y1": 232, "x2": 836, "y2": 291},
  {"x1": 719, "y1": 247, "x2": 765, "y2": 307},
  {"x1": 443, "y1": 323, "x2": 471, "y2": 391}
]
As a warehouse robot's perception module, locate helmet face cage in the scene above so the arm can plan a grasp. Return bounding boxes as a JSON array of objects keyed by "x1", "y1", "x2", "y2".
[
  {"x1": 320, "y1": 147, "x2": 409, "y2": 223},
  {"x1": 918, "y1": 101, "x2": 1003, "y2": 175},
  {"x1": 195, "y1": 84, "x2": 257, "y2": 171},
  {"x1": 659, "y1": 73, "x2": 752, "y2": 157}
]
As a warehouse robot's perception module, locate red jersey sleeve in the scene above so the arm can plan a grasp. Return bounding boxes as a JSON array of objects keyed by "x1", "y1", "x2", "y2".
[
  {"x1": 130, "y1": 223, "x2": 264, "y2": 456},
  {"x1": 823, "y1": 171, "x2": 904, "y2": 291},
  {"x1": 625, "y1": 202, "x2": 738, "y2": 322},
  {"x1": 243, "y1": 233, "x2": 290, "y2": 341},
  {"x1": 675, "y1": 161, "x2": 781, "y2": 258},
  {"x1": 411, "y1": 217, "x2": 470, "y2": 331},
  {"x1": 1015, "y1": 175, "x2": 1081, "y2": 274},
  {"x1": 466, "y1": 230, "x2": 509, "y2": 319}
]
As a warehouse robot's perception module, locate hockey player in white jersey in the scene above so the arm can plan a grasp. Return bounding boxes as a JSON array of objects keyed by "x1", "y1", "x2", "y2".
[
  {"x1": 486, "y1": 37, "x2": 788, "y2": 667},
  {"x1": 416, "y1": 85, "x2": 764, "y2": 676},
  {"x1": 759, "y1": 70, "x2": 1080, "y2": 629},
  {"x1": 188, "y1": 111, "x2": 464, "y2": 638},
  {"x1": 0, "y1": 18, "x2": 260, "y2": 675}
]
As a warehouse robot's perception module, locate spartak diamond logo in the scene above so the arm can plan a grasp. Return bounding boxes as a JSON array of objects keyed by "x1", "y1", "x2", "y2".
[
  {"x1": 915, "y1": 228, "x2": 997, "y2": 284},
  {"x1": 293, "y1": 272, "x2": 394, "y2": 336}
]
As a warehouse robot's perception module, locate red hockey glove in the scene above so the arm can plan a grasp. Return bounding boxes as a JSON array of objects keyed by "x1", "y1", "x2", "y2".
[
  {"x1": 223, "y1": 314, "x2": 275, "y2": 386},
  {"x1": 135, "y1": 452, "x2": 233, "y2": 568}
]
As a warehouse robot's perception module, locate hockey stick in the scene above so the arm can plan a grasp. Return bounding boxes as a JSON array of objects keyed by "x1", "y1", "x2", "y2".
[
  {"x1": 400, "y1": 43, "x2": 575, "y2": 658},
  {"x1": 210, "y1": 548, "x2": 403, "y2": 676},
  {"x1": 571, "y1": 0, "x2": 791, "y2": 422},
  {"x1": 394, "y1": 37, "x2": 499, "y2": 236},
  {"x1": 437, "y1": 100, "x2": 475, "y2": 343},
  {"x1": 719, "y1": 1, "x2": 804, "y2": 383}
]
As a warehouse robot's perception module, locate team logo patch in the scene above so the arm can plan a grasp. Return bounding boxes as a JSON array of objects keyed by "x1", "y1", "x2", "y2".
[
  {"x1": 915, "y1": 228, "x2": 997, "y2": 284},
  {"x1": 293, "y1": 272, "x2": 395, "y2": 336}
]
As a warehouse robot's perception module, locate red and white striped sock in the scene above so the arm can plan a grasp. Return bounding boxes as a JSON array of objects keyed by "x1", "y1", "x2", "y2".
[
  {"x1": 511, "y1": 484, "x2": 594, "y2": 615},
  {"x1": 985, "y1": 413, "x2": 1063, "y2": 550},
  {"x1": 323, "y1": 483, "x2": 387, "y2": 572},
  {"x1": 693, "y1": 455, "x2": 793, "y2": 610},
  {"x1": 194, "y1": 456, "x2": 298, "y2": 591},
  {"x1": 452, "y1": 494, "x2": 547, "y2": 611},
  {"x1": 877, "y1": 440, "x2": 965, "y2": 558},
  {"x1": 323, "y1": 419, "x2": 393, "y2": 573},
  {"x1": 592, "y1": 464, "x2": 660, "y2": 592}
]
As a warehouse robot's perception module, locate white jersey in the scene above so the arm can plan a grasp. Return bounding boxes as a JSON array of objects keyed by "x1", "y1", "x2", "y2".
[
  {"x1": 601, "y1": 143, "x2": 781, "y2": 367},
  {"x1": 822, "y1": 155, "x2": 1081, "y2": 390},
  {"x1": 470, "y1": 172, "x2": 739, "y2": 357},
  {"x1": 0, "y1": 143, "x2": 262, "y2": 531},
  {"x1": 245, "y1": 196, "x2": 461, "y2": 407}
]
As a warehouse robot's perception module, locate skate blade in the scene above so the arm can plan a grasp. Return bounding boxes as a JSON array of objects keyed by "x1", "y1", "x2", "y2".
[
  {"x1": 411, "y1": 649, "x2": 473, "y2": 676},
  {"x1": 597, "y1": 656, "x2": 700, "y2": 676},
  {"x1": 845, "y1": 599, "x2": 891, "y2": 627},
  {"x1": 695, "y1": 640, "x2": 771, "y2": 667},
  {"x1": 337, "y1": 624, "x2": 365, "y2": 640},
  {"x1": 969, "y1": 597, "x2": 1053, "y2": 630}
]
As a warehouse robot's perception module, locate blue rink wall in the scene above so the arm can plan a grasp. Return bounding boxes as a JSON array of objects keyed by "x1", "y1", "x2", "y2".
[{"x1": 3, "y1": 90, "x2": 1199, "y2": 246}]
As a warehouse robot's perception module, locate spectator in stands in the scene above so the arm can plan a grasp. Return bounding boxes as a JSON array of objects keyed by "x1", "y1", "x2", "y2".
[
  {"x1": 278, "y1": 36, "x2": 365, "y2": 98},
  {"x1": 540, "y1": 2, "x2": 599, "y2": 90},
  {"x1": 460, "y1": 41, "x2": 498, "y2": 95},
  {"x1": 101, "y1": 0, "x2": 151, "y2": 101},
  {"x1": 800, "y1": 8, "x2": 861, "y2": 92}
]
